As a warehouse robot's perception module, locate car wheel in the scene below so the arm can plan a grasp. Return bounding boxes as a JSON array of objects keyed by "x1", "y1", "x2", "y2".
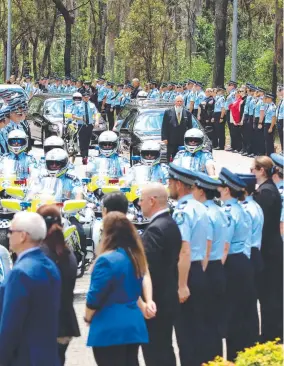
[{"x1": 41, "y1": 128, "x2": 49, "y2": 145}]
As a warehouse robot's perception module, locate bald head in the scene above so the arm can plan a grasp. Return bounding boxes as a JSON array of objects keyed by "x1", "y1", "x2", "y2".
[
  {"x1": 139, "y1": 183, "x2": 168, "y2": 218},
  {"x1": 175, "y1": 95, "x2": 184, "y2": 107}
]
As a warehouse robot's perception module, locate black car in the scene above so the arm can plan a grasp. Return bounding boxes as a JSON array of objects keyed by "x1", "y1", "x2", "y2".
[
  {"x1": 116, "y1": 100, "x2": 212, "y2": 163},
  {"x1": 27, "y1": 94, "x2": 107, "y2": 145}
]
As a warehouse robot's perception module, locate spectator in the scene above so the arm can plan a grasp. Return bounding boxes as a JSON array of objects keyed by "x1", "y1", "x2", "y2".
[
  {"x1": 161, "y1": 95, "x2": 193, "y2": 162},
  {"x1": 0, "y1": 244, "x2": 12, "y2": 285},
  {"x1": 252, "y1": 156, "x2": 283, "y2": 342},
  {"x1": 131, "y1": 78, "x2": 142, "y2": 99},
  {"x1": 0, "y1": 212, "x2": 61, "y2": 366},
  {"x1": 37, "y1": 204, "x2": 80, "y2": 366},
  {"x1": 85, "y1": 211, "x2": 149, "y2": 366},
  {"x1": 229, "y1": 88, "x2": 245, "y2": 153},
  {"x1": 139, "y1": 183, "x2": 182, "y2": 366}
]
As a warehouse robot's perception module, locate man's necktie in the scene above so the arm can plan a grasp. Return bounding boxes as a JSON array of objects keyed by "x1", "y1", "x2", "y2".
[
  {"x1": 177, "y1": 112, "x2": 181, "y2": 124},
  {"x1": 85, "y1": 102, "x2": 89, "y2": 124}
]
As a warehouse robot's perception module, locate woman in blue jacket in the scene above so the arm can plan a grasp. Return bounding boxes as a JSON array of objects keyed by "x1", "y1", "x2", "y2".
[{"x1": 85, "y1": 211, "x2": 149, "y2": 366}]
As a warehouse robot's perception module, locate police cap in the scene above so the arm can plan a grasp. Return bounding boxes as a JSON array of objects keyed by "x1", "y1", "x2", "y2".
[
  {"x1": 116, "y1": 83, "x2": 124, "y2": 88},
  {"x1": 2, "y1": 106, "x2": 11, "y2": 116},
  {"x1": 168, "y1": 163, "x2": 197, "y2": 185},
  {"x1": 219, "y1": 167, "x2": 246, "y2": 191},
  {"x1": 84, "y1": 80, "x2": 91, "y2": 85},
  {"x1": 176, "y1": 84, "x2": 182, "y2": 88},
  {"x1": 106, "y1": 81, "x2": 115, "y2": 86},
  {"x1": 187, "y1": 79, "x2": 196, "y2": 84},
  {"x1": 277, "y1": 84, "x2": 284, "y2": 91},
  {"x1": 150, "y1": 80, "x2": 157, "y2": 86},
  {"x1": 97, "y1": 77, "x2": 105, "y2": 82},
  {"x1": 237, "y1": 173, "x2": 256, "y2": 188},
  {"x1": 195, "y1": 81, "x2": 204, "y2": 88},
  {"x1": 194, "y1": 171, "x2": 223, "y2": 190},
  {"x1": 81, "y1": 90, "x2": 91, "y2": 97},
  {"x1": 270, "y1": 153, "x2": 284, "y2": 174},
  {"x1": 265, "y1": 92, "x2": 275, "y2": 99},
  {"x1": 228, "y1": 80, "x2": 237, "y2": 87},
  {"x1": 257, "y1": 87, "x2": 266, "y2": 93},
  {"x1": 0, "y1": 111, "x2": 5, "y2": 122},
  {"x1": 216, "y1": 86, "x2": 226, "y2": 91},
  {"x1": 160, "y1": 82, "x2": 167, "y2": 88},
  {"x1": 25, "y1": 74, "x2": 32, "y2": 79}
]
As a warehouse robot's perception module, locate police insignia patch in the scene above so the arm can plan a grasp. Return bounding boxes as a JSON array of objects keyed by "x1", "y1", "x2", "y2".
[{"x1": 174, "y1": 212, "x2": 185, "y2": 225}]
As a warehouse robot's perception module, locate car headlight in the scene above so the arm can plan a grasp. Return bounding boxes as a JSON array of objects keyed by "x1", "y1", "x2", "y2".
[{"x1": 49, "y1": 124, "x2": 59, "y2": 131}]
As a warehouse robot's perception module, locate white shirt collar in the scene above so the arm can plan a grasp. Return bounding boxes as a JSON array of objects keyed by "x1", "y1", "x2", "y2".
[{"x1": 150, "y1": 208, "x2": 170, "y2": 222}]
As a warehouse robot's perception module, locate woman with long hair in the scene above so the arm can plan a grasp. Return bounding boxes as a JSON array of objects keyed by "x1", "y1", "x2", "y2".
[
  {"x1": 85, "y1": 211, "x2": 149, "y2": 366},
  {"x1": 37, "y1": 204, "x2": 80, "y2": 365}
]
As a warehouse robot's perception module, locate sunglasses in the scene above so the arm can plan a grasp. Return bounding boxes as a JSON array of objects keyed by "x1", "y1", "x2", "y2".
[{"x1": 9, "y1": 139, "x2": 24, "y2": 145}]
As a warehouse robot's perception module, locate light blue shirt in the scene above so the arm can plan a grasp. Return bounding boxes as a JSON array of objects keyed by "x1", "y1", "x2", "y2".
[
  {"x1": 277, "y1": 99, "x2": 283, "y2": 120},
  {"x1": 112, "y1": 90, "x2": 123, "y2": 107},
  {"x1": 244, "y1": 95, "x2": 252, "y2": 115},
  {"x1": 162, "y1": 91, "x2": 171, "y2": 101},
  {"x1": 97, "y1": 85, "x2": 108, "y2": 102},
  {"x1": 194, "y1": 90, "x2": 206, "y2": 109},
  {"x1": 204, "y1": 200, "x2": 228, "y2": 260},
  {"x1": 254, "y1": 97, "x2": 264, "y2": 118},
  {"x1": 0, "y1": 131, "x2": 8, "y2": 154},
  {"x1": 241, "y1": 196, "x2": 264, "y2": 250},
  {"x1": 185, "y1": 91, "x2": 194, "y2": 108},
  {"x1": 173, "y1": 194, "x2": 208, "y2": 261},
  {"x1": 121, "y1": 92, "x2": 131, "y2": 107},
  {"x1": 169, "y1": 91, "x2": 177, "y2": 102},
  {"x1": 248, "y1": 97, "x2": 257, "y2": 116},
  {"x1": 105, "y1": 88, "x2": 115, "y2": 104},
  {"x1": 225, "y1": 89, "x2": 236, "y2": 110},
  {"x1": 127, "y1": 163, "x2": 168, "y2": 185},
  {"x1": 214, "y1": 95, "x2": 225, "y2": 113},
  {"x1": 264, "y1": 102, "x2": 276, "y2": 124},
  {"x1": 221, "y1": 198, "x2": 250, "y2": 255},
  {"x1": 0, "y1": 152, "x2": 37, "y2": 179},
  {"x1": 72, "y1": 101, "x2": 97, "y2": 125},
  {"x1": 86, "y1": 153, "x2": 129, "y2": 179},
  {"x1": 173, "y1": 150, "x2": 214, "y2": 174},
  {"x1": 148, "y1": 88, "x2": 160, "y2": 100}
]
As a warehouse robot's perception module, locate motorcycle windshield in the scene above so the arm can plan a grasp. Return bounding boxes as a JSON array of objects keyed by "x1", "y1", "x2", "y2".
[
  {"x1": 133, "y1": 165, "x2": 151, "y2": 183},
  {"x1": 27, "y1": 177, "x2": 64, "y2": 201},
  {"x1": 96, "y1": 159, "x2": 111, "y2": 177},
  {"x1": 0, "y1": 159, "x2": 17, "y2": 177}
]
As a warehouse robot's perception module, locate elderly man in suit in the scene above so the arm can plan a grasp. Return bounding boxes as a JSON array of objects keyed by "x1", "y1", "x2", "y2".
[
  {"x1": 0, "y1": 212, "x2": 61, "y2": 366},
  {"x1": 162, "y1": 95, "x2": 193, "y2": 162},
  {"x1": 139, "y1": 183, "x2": 182, "y2": 366}
]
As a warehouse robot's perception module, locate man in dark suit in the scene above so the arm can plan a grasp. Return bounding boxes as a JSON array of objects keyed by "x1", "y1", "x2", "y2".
[
  {"x1": 140, "y1": 183, "x2": 182, "y2": 366},
  {"x1": 162, "y1": 95, "x2": 193, "y2": 162},
  {"x1": 0, "y1": 212, "x2": 61, "y2": 366},
  {"x1": 252, "y1": 156, "x2": 283, "y2": 342}
]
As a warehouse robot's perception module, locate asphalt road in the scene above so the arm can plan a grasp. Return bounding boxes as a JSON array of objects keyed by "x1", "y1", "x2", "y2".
[{"x1": 30, "y1": 142, "x2": 253, "y2": 366}]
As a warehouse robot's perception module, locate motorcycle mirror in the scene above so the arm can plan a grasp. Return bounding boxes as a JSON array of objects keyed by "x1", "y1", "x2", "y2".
[{"x1": 131, "y1": 156, "x2": 141, "y2": 161}]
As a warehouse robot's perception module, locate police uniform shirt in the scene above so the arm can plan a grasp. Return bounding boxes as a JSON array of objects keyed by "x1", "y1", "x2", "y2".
[
  {"x1": 173, "y1": 150, "x2": 214, "y2": 174},
  {"x1": 127, "y1": 163, "x2": 168, "y2": 185},
  {"x1": 214, "y1": 95, "x2": 225, "y2": 113},
  {"x1": 264, "y1": 102, "x2": 276, "y2": 124},
  {"x1": 72, "y1": 101, "x2": 97, "y2": 125},
  {"x1": 204, "y1": 199, "x2": 228, "y2": 260},
  {"x1": 169, "y1": 91, "x2": 177, "y2": 102},
  {"x1": 241, "y1": 196, "x2": 264, "y2": 250},
  {"x1": 276, "y1": 181, "x2": 284, "y2": 223},
  {"x1": 25, "y1": 83, "x2": 32, "y2": 96},
  {"x1": 121, "y1": 92, "x2": 131, "y2": 107},
  {"x1": 277, "y1": 99, "x2": 283, "y2": 120},
  {"x1": 243, "y1": 95, "x2": 252, "y2": 115},
  {"x1": 254, "y1": 96, "x2": 264, "y2": 118},
  {"x1": 0, "y1": 152, "x2": 37, "y2": 179},
  {"x1": 86, "y1": 154, "x2": 129, "y2": 179},
  {"x1": 194, "y1": 90, "x2": 206, "y2": 110},
  {"x1": 97, "y1": 85, "x2": 108, "y2": 103},
  {"x1": 162, "y1": 90, "x2": 171, "y2": 101},
  {"x1": 221, "y1": 198, "x2": 250, "y2": 255},
  {"x1": 105, "y1": 89, "x2": 115, "y2": 104},
  {"x1": 148, "y1": 88, "x2": 160, "y2": 100},
  {"x1": 225, "y1": 89, "x2": 236, "y2": 111},
  {"x1": 248, "y1": 97, "x2": 257, "y2": 116},
  {"x1": 111, "y1": 90, "x2": 123, "y2": 108},
  {"x1": 173, "y1": 193, "x2": 209, "y2": 261}
]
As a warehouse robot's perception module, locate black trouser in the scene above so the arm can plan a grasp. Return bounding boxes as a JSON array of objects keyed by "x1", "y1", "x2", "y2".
[
  {"x1": 167, "y1": 144, "x2": 179, "y2": 163},
  {"x1": 92, "y1": 344, "x2": 139, "y2": 366},
  {"x1": 253, "y1": 117, "x2": 265, "y2": 155},
  {"x1": 78, "y1": 124, "x2": 93, "y2": 158},
  {"x1": 213, "y1": 112, "x2": 225, "y2": 149},
  {"x1": 115, "y1": 106, "x2": 122, "y2": 117},
  {"x1": 231, "y1": 124, "x2": 243, "y2": 151},
  {"x1": 193, "y1": 109, "x2": 198, "y2": 117},
  {"x1": 264, "y1": 124, "x2": 275, "y2": 156},
  {"x1": 142, "y1": 309, "x2": 177, "y2": 366},
  {"x1": 58, "y1": 343, "x2": 69, "y2": 366},
  {"x1": 105, "y1": 103, "x2": 114, "y2": 130},
  {"x1": 226, "y1": 110, "x2": 233, "y2": 146},
  {"x1": 224, "y1": 253, "x2": 258, "y2": 361},
  {"x1": 243, "y1": 114, "x2": 253, "y2": 154},
  {"x1": 205, "y1": 260, "x2": 226, "y2": 362},
  {"x1": 175, "y1": 261, "x2": 209, "y2": 366},
  {"x1": 98, "y1": 101, "x2": 103, "y2": 112},
  {"x1": 259, "y1": 252, "x2": 283, "y2": 342},
  {"x1": 277, "y1": 119, "x2": 283, "y2": 151}
]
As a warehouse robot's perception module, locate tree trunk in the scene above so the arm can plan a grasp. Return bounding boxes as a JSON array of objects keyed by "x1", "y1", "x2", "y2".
[
  {"x1": 96, "y1": 0, "x2": 107, "y2": 76},
  {"x1": 32, "y1": 36, "x2": 39, "y2": 79},
  {"x1": 272, "y1": 0, "x2": 283, "y2": 95},
  {"x1": 213, "y1": 0, "x2": 229, "y2": 87},
  {"x1": 40, "y1": 8, "x2": 57, "y2": 76}
]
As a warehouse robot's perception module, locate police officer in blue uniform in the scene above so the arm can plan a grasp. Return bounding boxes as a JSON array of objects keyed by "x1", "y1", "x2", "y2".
[
  {"x1": 276, "y1": 85, "x2": 283, "y2": 152},
  {"x1": 96, "y1": 77, "x2": 107, "y2": 112},
  {"x1": 111, "y1": 83, "x2": 124, "y2": 116},
  {"x1": 212, "y1": 86, "x2": 226, "y2": 150},
  {"x1": 192, "y1": 172, "x2": 228, "y2": 361},
  {"x1": 0, "y1": 111, "x2": 8, "y2": 154},
  {"x1": 169, "y1": 164, "x2": 209, "y2": 366},
  {"x1": 237, "y1": 173, "x2": 264, "y2": 302},
  {"x1": 271, "y1": 153, "x2": 284, "y2": 238},
  {"x1": 104, "y1": 81, "x2": 116, "y2": 130},
  {"x1": 147, "y1": 81, "x2": 159, "y2": 99},
  {"x1": 242, "y1": 84, "x2": 255, "y2": 156},
  {"x1": 252, "y1": 87, "x2": 266, "y2": 157},
  {"x1": 225, "y1": 81, "x2": 237, "y2": 151},
  {"x1": 192, "y1": 81, "x2": 206, "y2": 117},
  {"x1": 262, "y1": 92, "x2": 277, "y2": 156},
  {"x1": 218, "y1": 167, "x2": 258, "y2": 361}
]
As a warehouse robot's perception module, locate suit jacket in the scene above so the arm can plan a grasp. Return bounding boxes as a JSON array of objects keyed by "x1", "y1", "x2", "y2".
[
  {"x1": 161, "y1": 107, "x2": 192, "y2": 146},
  {"x1": 0, "y1": 248, "x2": 61, "y2": 366},
  {"x1": 254, "y1": 179, "x2": 282, "y2": 260},
  {"x1": 141, "y1": 211, "x2": 182, "y2": 313},
  {"x1": 86, "y1": 247, "x2": 148, "y2": 347},
  {"x1": 42, "y1": 245, "x2": 80, "y2": 338}
]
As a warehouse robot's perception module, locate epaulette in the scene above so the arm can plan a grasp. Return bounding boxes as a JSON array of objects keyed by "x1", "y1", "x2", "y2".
[
  {"x1": 66, "y1": 171, "x2": 79, "y2": 181},
  {"x1": 224, "y1": 204, "x2": 232, "y2": 212}
]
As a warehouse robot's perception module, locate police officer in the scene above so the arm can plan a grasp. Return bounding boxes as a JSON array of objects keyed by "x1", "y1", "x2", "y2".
[
  {"x1": 3, "y1": 100, "x2": 25, "y2": 146},
  {"x1": 72, "y1": 90, "x2": 99, "y2": 165},
  {"x1": 184, "y1": 79, "x2": 195, "y2": 109},
  {"x1": 276, "y1": 85, "x2": 283, "y2": 152},
  {"x1": 192, "y1": 81, "x2": 206, "y2": 117},
  {"x1": 96, "y1": 77, "x2": 107, "y2": 112},
  {"x1": 218, "y1": 167, "x2": 258, "y2": 361},
  {"x1": 253, "y1": 87, "x2": 266, "y2": 157},
  {"x1": 237, "y1": 173, "x2": 264, "y2": 302},
  {"x1": 173, "y1": 128, "x2": 215, "y2": 175},
  {"x1": 104, "y1": 81, "x2": 115, "y2": 130},
  {"x1": 262, "y1": 92, "x2": 277, "y2": 156},
  {"x1": 147, "y1": 81, "x2": 159, "y2": 99},
  {"x1": 242, "y1": 84, "x2": 255, "y2": 156},
  {"x1": 225, "y1": 81, "x2": 237, "y2": 151},
  {"x1": 86, "y1": 131, "x2": 129, "y2": 179},
  {"x1": 120, "y1": 84, "x2": 132, "y2": 107},
  {"x1": 24, "y1": 75, "x2": 33, "y2": 99},
  {"x1": 168, "y1": 82, "x2": 177, "y2": 102},
  {"x1": 270, "y1": 153, "x2": 284, "y2": 238},
  {"x1": 111, "y1": 83, "x2": 124, "y2": 116},
  {"x1": 212, "y1": 86, "x2": 226, "y2": 150},
  {"x1": 0, "y1": 111, "x2": 8, "y2": 154},
  {"x1": 192, "y1": 172, "x2": 228, "y2": 361},
  {"x1": 169, "y1": 164, "x2": 209, "y2": 366}
]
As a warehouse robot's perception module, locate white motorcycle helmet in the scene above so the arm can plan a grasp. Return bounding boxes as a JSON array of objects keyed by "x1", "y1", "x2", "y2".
[
  {"x1": 137, "y1": 90, "x2": 148, "y2": 99},
  {"x1": 45, "y1": 148, "x2": 69, "y2": 178},
  {"x1": 8, "y1": 129, "x2": 28, "y2": 155},
  {"x1": 140, "y1": 140, "x2": 161, "y2": 166},
  {"x1": 72, "y1": 92, "x2": 82, "y2": 104},
  {"x1": 98, "y1": 131, "x2": 118, "y2": 157},
  {"x1": 43, "y1": 135, "x2": 65, "y2": 155},
  {"x1": 184, "y1": 128, "x2": 204, "y2": 154}
]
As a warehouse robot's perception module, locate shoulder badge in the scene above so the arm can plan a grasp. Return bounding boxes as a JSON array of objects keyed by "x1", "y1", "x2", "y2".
[
  {"x1": 173, "y1": 211, "x2": 185, "y2": 225},
  {"x1": 225, "y1": 204, "x2": 232, "y2": 212}
]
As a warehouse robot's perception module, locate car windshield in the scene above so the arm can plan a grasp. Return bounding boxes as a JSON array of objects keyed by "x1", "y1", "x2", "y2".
[
  {"x1": 134, "y1": 111, "x2": 164, "y2": 132},
  {"x1": 45, "y1": 99, "x2": 72, "y2": 117}
]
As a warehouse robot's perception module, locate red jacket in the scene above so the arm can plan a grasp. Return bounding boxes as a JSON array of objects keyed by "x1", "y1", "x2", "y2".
[{"x1": 229, "y1": 96, "x2": 243, "y2": 124}]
